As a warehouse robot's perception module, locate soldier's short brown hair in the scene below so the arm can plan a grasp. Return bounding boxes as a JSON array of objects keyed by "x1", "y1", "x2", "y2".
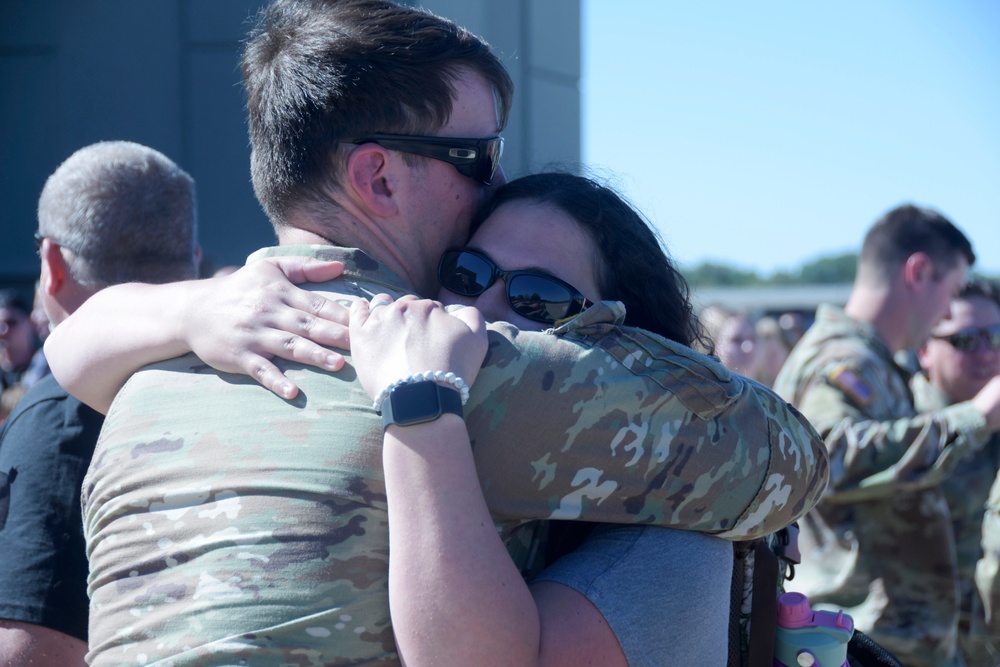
[
  {"x1": 858, "y1": 204, "x2": 975, "y2": 285},
  {"x1": 242, "y1": 0, "x2": 514, "y2": 226}
]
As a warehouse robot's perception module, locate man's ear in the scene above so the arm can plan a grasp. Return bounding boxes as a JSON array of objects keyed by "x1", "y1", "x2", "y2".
[
  {"x1": 345, "y1": 144, "x2": 401, "y2": 218},
  {"x1": 39, "y1": 239, "x2": 68, "y2": 296},
  {"x1": 902, "y1": 252, "x2": 933, "y2": 291}
]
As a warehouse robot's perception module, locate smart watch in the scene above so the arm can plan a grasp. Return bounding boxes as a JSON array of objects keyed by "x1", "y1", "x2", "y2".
[{"x1": 381, "y1": 380, "x2": 463, "y2": 430}]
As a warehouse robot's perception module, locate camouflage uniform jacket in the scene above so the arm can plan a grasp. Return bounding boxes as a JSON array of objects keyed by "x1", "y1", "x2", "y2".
[
  {"x1": 912, "y1": 373, "x2": 1000, "y2": 665},
  {"x1": 83, "y1": 245, "x2": 829, "y2": 667},
  {"x1": 976, "y1": 463, "x2": 1000, "y2": 653},
  {"x1": 774, "y1": 304, "x2": 990, "y2": 667},
  {"x1": 912, "y1": 374, "x2": 1000, "y2": 592}
]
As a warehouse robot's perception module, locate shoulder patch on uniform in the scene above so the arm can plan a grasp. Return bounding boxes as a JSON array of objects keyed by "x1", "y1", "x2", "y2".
[{"x1": 828, "y1": 365, "x2": 874, "y2": 406}]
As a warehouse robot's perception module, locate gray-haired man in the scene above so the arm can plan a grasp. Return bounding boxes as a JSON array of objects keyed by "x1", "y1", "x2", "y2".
[{"x1": 0, "y1": 141, "x2": 198, "y2": 667}]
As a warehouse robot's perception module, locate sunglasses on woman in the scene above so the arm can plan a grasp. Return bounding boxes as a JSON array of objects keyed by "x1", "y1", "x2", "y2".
[
  {"x1": 437, "y1": 247, "x2": 591, "y2": 325},
  {"x1": 931, "y1": 324, "x2": 1000, "y2": 352}
]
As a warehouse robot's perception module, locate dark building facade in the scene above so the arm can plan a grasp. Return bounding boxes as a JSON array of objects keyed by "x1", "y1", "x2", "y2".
[{"x1": 1, "y1": 0, "x2": 581, "y2": 296}]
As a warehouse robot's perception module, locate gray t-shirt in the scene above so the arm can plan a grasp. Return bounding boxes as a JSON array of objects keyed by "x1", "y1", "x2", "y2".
[{"x1": 533, "y1": 524, "x2": 732, "y2": 666}]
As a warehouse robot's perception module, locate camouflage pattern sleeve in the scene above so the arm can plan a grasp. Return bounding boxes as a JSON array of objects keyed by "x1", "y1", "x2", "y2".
[
  {"x1": 773, "y1": 305, "x2": 991, "y2": 504},
  {"x1": 912, "y1": 374, "x2": 1000, "y2": 603},
  {"x1": 792, "y1": 357, "x2": 988, "y2": 503},
  {"x1": 977, "y1": 477, "x2": 1000, "y2": 645},
  {"x1": 470, "y1": 303, "x2": 830, "y2": 541}
]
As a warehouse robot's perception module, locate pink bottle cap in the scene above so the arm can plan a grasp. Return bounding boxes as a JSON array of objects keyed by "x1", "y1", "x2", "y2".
[{"x1": 777, "y1": 592, "x2": 813, "y2": 628}]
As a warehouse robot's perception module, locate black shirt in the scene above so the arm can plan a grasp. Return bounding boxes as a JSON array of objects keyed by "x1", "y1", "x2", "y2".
[{"x1": 0, "y1": 372, "x2": 103, "y2": 640}]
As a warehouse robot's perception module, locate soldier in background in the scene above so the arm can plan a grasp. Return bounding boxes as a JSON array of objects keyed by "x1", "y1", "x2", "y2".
[
  {"x1": 913, "y1": 278, "x2": 1000, "y2": 665},
  {"x1": 775, "y1": 204, "x2": 1000, "y2": 667}
]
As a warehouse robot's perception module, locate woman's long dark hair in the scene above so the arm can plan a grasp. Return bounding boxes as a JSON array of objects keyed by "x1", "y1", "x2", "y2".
[{"x1": 471, "y1": 172, "x2": 709, "y2": 350}]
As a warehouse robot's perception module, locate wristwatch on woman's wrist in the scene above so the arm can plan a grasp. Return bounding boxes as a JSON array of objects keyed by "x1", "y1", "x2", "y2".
[{"x1": 381, "y1": 380, "x2": 463, "y2": 430}]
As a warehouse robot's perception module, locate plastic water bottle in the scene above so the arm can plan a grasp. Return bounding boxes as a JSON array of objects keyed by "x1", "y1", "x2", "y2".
[{"x1": 774, "y1": 592, "x2": 854, "y2": 667}]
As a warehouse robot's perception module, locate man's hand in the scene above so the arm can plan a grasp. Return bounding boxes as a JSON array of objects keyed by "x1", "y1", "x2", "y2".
[{"x1": 182, "y1": 256, "x2": 352, "y2": 399}]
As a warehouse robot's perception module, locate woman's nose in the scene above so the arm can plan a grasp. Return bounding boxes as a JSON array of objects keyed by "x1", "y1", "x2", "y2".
[{"x1": 472, "y1": 281, "x2": 509, "y2": 323}]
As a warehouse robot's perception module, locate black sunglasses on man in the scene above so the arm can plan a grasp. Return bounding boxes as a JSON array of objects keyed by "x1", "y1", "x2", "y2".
[{"x1": 348, "y1": 134, "x2": 504, "y2": 186}]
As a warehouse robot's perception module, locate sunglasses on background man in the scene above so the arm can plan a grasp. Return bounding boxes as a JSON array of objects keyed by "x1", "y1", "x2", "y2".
[{"x1": 931, "y1": 324, "x2": 1000, "y2": 353}]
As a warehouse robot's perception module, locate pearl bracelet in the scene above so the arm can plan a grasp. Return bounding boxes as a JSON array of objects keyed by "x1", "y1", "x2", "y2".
[{"x1": 373, "y1": 371, "x2": 470, "y2": 413}]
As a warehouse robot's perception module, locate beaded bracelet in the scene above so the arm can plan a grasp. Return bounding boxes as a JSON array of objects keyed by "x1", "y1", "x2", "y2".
[{"x1": 372, "y1": 370, "x2": 470, "y2": 413}]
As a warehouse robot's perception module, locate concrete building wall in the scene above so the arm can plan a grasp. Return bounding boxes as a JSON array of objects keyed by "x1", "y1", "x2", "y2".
[
  {"x1": 0, "y1": 0, "x2": 581, "y2": 295},
  {"x1": 420, "y1": 0, "x2": 582, "y2": 177}
]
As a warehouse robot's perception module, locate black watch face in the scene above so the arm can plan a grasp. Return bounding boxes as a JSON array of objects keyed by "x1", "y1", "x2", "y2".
[{"x1": 389, "y1": 381, "x2": 442, "y2": 424}]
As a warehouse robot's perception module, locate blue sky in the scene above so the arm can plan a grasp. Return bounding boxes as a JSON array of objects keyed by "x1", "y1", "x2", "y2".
[{"x1": 582, "y1": 1, "x2": 1000, "y2": 277}]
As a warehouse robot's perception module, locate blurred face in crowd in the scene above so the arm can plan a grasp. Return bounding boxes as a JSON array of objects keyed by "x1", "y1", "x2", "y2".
[
  {"x1": 753, "y1": 326, "x2": 790, "y2": 387},
  {"x1": 716, "y1": 314, "x2": 758, "y2": 376},
  {"x1": 918, "y1": 295, "x2": 1000, "y2": 403},
  {"x1": 0, "y1": 305, "x2": 36, "y2": 373}
]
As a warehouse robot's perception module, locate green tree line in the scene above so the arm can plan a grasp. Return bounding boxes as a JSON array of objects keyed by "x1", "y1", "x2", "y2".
[
  {"x1": 682, "y1": 253, "x2": 858, "y2": 288},
  {"x1": 682, "y1": 253, "x2": 1000, "y2": 288}
]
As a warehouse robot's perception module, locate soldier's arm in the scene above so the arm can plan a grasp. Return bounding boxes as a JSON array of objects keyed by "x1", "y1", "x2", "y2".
[
  {"x1": 795, "y1": 367, "x2": 991, "y2": 502},
  {"x1": 469, "y1": 321, "x2": 829, "y2": 540}
]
